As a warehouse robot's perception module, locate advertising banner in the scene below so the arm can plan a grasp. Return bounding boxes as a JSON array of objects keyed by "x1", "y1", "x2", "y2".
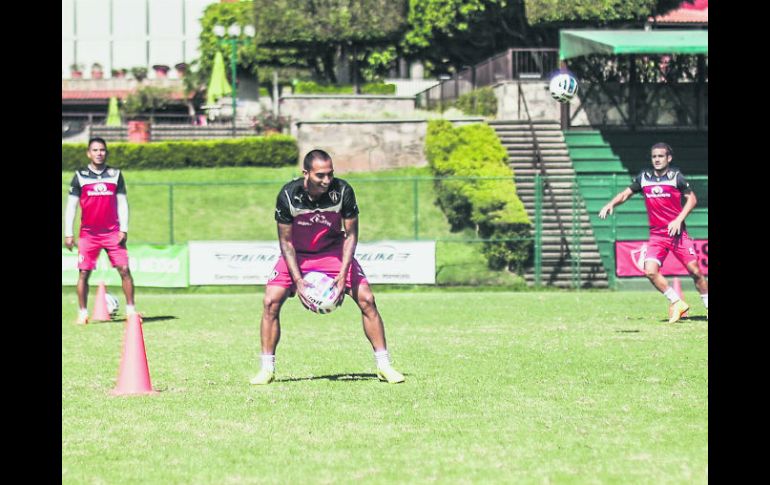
[
  {"x1": 189, "y1": 240, "x2": 436, "y2": 285},
  {"x1": 615, "y1": 239, "x2": 708, "y2": 277},
  {"x1": 62, "y1": 244, "x2": 189, "y2": 287}
]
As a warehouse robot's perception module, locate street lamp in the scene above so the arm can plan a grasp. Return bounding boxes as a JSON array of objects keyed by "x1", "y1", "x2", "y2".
[{"x1": 213, "y1": 23, "x2": 255, "y2": 136}]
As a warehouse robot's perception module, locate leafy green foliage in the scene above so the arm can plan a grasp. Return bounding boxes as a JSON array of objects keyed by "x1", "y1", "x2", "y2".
[
  {"x1": 293, "y1": 81, "x2": 396, "y2": 94},
  {"x1": 121, "y1": 86, "x2": 176, "y2": 120},
  {"x1": 524, "y1": 0, "x2": 683, "y2": 24},
  {"x1": 454, "y1": 87, "x2": 498, "y2": 117},
  {"x1": 425, "y1": 120, "x2": 532, "y2": 273},
  {"x1": 61, "y1": 137, "x2": 298, "y2": 170}
]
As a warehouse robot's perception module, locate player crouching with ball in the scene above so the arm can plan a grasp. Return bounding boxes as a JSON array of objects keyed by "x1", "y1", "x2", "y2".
[{"x1": 250, "y1": 149, "x2": 405, "y2": 385}]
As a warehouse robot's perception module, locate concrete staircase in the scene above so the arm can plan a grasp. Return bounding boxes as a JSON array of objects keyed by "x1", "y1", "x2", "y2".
[{"x1": 487, "y1": 120, "x2": 609, "y2": 288}]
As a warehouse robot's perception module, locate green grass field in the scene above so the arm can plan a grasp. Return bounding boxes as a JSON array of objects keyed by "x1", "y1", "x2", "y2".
[
  {"x1": 62, "y1": 166, "x2": 528, "y2": 286},
  {"x1": 62, "y1": 290, "x2": 708, "y2": 484}
]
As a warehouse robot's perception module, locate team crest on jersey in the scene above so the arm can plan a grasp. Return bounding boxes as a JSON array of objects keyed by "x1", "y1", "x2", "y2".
[
  {"x1": 667, "y1": 171, "x2": 676, "y2": 180},
  {"x1": 328, "y1": 190, "x2": 340, "y2": 203},
  {"x1": 108, "y1": 169, "x2": 117, "y2": 177},
  {"x1": 81, "y1": 170, "x2": 89, "y2": 176}
]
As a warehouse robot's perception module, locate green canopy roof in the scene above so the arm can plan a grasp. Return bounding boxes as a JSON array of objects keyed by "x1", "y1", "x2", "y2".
[{"x1": 560, "y1": 29, "x2": 708, "y2": 60}]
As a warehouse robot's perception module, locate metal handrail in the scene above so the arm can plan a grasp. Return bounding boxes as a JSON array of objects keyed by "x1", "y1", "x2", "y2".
[
  {"x1": 415, "y1": 47, "x2": 559, "y2": 109},
  {"x1": 517, "y1": 82, "x2": 570, "y2": 259}
]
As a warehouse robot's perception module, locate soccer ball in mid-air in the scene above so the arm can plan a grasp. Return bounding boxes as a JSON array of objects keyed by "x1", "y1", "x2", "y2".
[
  {"x1": 300, "y1": 271, "x2": 341, "y2": 314},
  {"x1": 549, "y1": 73, "x2": 579, "y2": 103},
  {"x1": 105, "y1": 293, "x2": 120, "y2": 316}
]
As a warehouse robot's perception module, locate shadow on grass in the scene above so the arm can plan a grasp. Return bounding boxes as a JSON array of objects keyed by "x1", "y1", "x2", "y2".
[
  {"x1": 140, "y1": 315, "x2": 178, "y2": 324},
  {"x1": 89, "y1": 315, "x2": 179, "y2": 325},
  {"x1": 658, "y1": 315, "x2": 709, "y2": 323},
  {"x1": 276, "y1": 373, "x2": 388, "y2": 383}
]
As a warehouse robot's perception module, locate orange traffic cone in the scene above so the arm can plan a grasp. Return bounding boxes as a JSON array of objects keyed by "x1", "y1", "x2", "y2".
[
  {"x1": 111, "y1": 313, "x2": 156, "y2": 396},
  {"x1": 92, "y1": 281, "x2": 111, "y2": 321},
  {"x1": 672, "y1": 277, "x2": 689, "y2": 318}
]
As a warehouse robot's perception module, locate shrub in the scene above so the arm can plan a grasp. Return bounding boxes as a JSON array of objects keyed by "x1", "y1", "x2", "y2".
[
  {"x1": 61, "y1": 136, "x2": 298, "y2": 171},
  {"x1": 454, "y1": 87, "x2": 498, "y2": 117},
  {"x1": 425, "y1": 120, "x2": 532, "y2": 273},
  {"x1": 293, "y1": 81, "x2": 396, "y2": 95}
]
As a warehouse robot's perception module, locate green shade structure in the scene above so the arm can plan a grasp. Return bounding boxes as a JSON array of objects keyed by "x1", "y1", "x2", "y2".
[
  {"x1": 206, "y1": 50, "x2": 232, "y2": 106},
  {"x1": 560, "y1": 29, "x2": 708, "y2": 60},
  {"x1": 106, "y1": 96, "x2": 122, "y2": 126}
]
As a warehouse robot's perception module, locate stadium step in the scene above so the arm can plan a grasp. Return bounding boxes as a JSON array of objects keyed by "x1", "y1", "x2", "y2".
[{"x1": 489, "y1": 119, "x2": 611, "y2": 288}]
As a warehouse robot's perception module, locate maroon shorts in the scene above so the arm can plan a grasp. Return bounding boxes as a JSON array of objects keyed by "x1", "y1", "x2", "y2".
[
  {"x1": 644, "y1": 231, "x2": 698, "y2": 268},
  {"x1": 77, "y1": 231, "x2": 129, "y2": 271},
  {"x1": 267, "y1": 252, "x2": 368, "y2": 291}
]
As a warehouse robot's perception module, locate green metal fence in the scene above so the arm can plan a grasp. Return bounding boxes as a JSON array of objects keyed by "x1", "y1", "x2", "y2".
[{"x1": 62, "y1": 174, "x2": 708, "y2": 288}]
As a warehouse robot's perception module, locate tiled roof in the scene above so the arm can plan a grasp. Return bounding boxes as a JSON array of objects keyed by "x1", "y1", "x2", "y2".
[
  {"x1": 61, "y1": 89, "x2": 189, "y2": 100},
  {"x1": 651, "y1": 0, "x2": 708, "y2": 24}
]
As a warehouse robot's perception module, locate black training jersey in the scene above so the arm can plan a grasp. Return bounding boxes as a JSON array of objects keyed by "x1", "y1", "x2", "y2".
[{"x1": 274, "y1": 178, "x2": 359, "y2": 255}]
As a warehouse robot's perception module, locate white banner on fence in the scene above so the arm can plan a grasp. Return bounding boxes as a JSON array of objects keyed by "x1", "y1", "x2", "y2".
[{"x1": 188, "y1": 240, "x2": 436, "y2": 285}]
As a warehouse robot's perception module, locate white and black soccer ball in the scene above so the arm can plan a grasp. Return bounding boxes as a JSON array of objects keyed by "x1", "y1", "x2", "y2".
[
  {"x1": 549, "y1": 73, "x2": 579, "y2": 103},
  {"x1": 300, "y1": 271, "x2": 341, "y2": 314},
  {"x1": 105, "y1": 292, "x2": 120, "y2": 316}
]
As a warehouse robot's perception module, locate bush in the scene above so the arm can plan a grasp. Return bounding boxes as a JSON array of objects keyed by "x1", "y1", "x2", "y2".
[
  {"x1": 62, "y1": 136, "x2": 298, "y2": 171},
  {"x1": 454, "y1": 87, "x2": 498, "y2": 117},
  {"x1": 293, "y1": 81, "x2": 396, "y2": 95},
  {"x1": 425, "y1": 120, "x2": 532, "y2": 273}
]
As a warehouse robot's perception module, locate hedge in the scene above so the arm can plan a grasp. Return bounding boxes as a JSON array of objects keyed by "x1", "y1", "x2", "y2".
[
  {"x1": 293, "y1": 81, "x2": 396, "y2": 95},
  {"x1": 425, "y1": 120, "x2": 533, "y2": 274},
  {"x1": 62, "y1": 136, "x2": 298, "y2": 171}
]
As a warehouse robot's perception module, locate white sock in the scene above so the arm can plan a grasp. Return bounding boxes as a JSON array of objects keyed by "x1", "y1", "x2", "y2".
[
  {"x1": 125, "y1": 304, "x2": 136, "y2": 315},
  {"x1": 374, "y1": 350, "x2": 391, "y2": 369},
  {"x1": 663, "y1": 288, "x2": 680, "y2": 303},
  {"x1": 700, "y1": 294, "x2": 708, "y2": 309},
  {"x1": 78, "y1": 308, "x2": 89, "y2": 318},
  {"x1": 261, "y1": 354, "x2": 275, "y2": 372}
]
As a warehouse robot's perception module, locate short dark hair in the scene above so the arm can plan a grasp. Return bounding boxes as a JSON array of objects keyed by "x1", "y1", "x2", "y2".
[
  {"x1": 303, "y1": 149, "x2": 332, "y2": 171},
  {"x1": 651, "y1": 142, "x2": 672, "y2": 157},
  {"x1": 88, "y1": 137, "x2": 108, "y2": 149}
]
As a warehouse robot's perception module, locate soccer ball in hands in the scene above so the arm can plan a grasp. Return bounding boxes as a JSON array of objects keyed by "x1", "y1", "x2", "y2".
[
  {"x1": 105, "y1": 292, "x2": 120, "y2": 316},
  {"x1": 300, "y1": 271, "x2": 342, "y2": 314},
  {"x1": 549, "y1": 73, "x2": 579, "y2": 103}
]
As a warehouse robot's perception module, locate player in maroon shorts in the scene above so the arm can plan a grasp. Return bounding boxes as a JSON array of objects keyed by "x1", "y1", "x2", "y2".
[
  {"x1": 64, "y1": 138, "x2": 139, "y2": 324},
  {"x1": 250, "y1": 149, "x2": 405, "y2": 385},
  {"x1": 599, "y1": 142, "x2": 708, "y2": 323}
]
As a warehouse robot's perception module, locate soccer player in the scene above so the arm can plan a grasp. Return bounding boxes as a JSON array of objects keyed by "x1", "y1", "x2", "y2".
[
  {"x1": 599, "y1": 142, "x2": 708, "y2": 323},
  {"x1": 64, "y1": 137, "x2": 139, "y2": 324},
  {"x1": 250, "y1": 149, "x2": 405, "y2": 385}
]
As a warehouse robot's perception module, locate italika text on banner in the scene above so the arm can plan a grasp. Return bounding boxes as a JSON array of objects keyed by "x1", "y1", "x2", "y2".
[
  {"x1": 62, "y1": 244, "x2": 189, "y2": 287},
  {"x1": 188, "y1": 241, "x2": 437, "y2": 285},
  {"x1": 615, "y1": 239, "x2": 708, "y2": 277}
]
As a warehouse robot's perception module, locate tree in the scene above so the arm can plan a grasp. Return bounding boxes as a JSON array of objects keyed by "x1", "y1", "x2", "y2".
[
  {"x1": 391, "y1": 0, "x2": 685, "y2": 76},
  {"x1": 252, "y1": 0, "x2": 408, "y2": 91}
]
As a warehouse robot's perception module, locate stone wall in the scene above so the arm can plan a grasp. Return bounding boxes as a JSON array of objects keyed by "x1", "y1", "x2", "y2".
[
  {"x1": 493, "y1": 80, "x2": 590, "y2": 125},
  {"x1": 280, "y1": 95, "x2": 417, "y2": 121},
  {"x1": 295, "y1": 118, "x2": 483, "y2": 172}
]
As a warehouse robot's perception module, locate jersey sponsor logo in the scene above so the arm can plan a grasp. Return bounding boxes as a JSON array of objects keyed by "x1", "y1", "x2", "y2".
[
  {"x1": 86, "y1": 183, "x2": 115, "y2": 196},
  {"x1": 645, "y1": 185, "x2": 671, "y2": 198},
  {"x1": 309, "y1": 213, "x2": 332, "y2": 227}
]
